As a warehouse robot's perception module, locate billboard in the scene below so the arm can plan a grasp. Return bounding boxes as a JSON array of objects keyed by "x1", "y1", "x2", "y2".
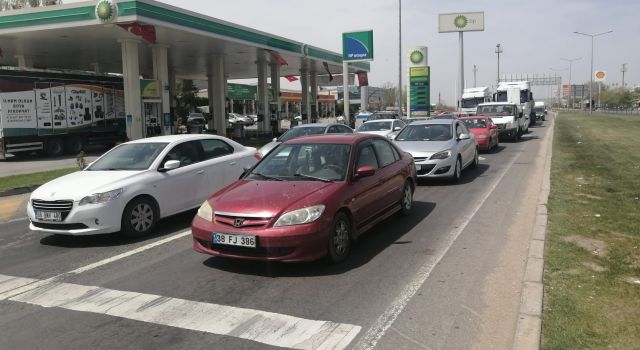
[{"x1": 438, "y1": 12, "x2": 485, "y2": 33}]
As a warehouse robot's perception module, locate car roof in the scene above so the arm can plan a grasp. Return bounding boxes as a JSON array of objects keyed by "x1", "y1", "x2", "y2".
[
  {"x1": 478, "y1": 102, "x2": 516, "y2": 106},
  {"x1": 459, "y1": 116, "x2": 491, "y2": 120},
  {"x1": 127, "y1": 134, "x2": 228, "y2": 144},
  {"x1": 291, "y1": 123, "x2": 336, "y2": 128},
  {"x1": 285, "y1": 133, "x2": 380, "y2": 144},
  {"x1": 363, "y1": 119, "x2": 396, "y2": 123}
]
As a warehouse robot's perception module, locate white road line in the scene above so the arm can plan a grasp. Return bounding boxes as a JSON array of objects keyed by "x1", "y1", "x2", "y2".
[
  {"x1": 0, "y1": 273, "x2": 361, "y2": 350},
  {"x1": 59, "y1": 229, "x2": 192, "y2": 277},
  {"x1": 353, "y1": 146, "x2": 522, "y2": 350}
]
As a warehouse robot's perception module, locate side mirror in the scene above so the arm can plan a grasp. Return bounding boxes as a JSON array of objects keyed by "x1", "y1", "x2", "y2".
[
  {"x1": 272, "y1": 137, "x2": 277, "y2": 142},
  {"x1": 490, "y1": 124, "x2": 497, "y2": 129},
  {"x1": 458, "y1": 133, "x2": 471, "y2": 141},
  {"x1": 393, "y1": 126, "x2": 401, "y2": 131},
  {"x1": 159, "y1": 160, "x2": 180, "y2": 172},
  {"x1": 354, "y1": 165, "x2": 376, "y2": 179}
]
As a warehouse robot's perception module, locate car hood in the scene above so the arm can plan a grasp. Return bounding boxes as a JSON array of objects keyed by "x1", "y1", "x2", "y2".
[
  {"x1": 211, "y1": 180, "x2": 338, "y2": 218},
  {"x1": 257, "y1": 141, "x2": 281, "y2": 156},
  {"x1": 31, "y1": 170, "x2": 142, "y2": 201},
  {"x1": 394, "y1": 140, "x2": 455, "y2": 157}
]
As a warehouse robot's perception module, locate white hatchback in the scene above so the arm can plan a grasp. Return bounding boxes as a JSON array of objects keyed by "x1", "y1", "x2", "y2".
[{"x1": 28, "y1": 134, "x2": 258, "y2": 237}]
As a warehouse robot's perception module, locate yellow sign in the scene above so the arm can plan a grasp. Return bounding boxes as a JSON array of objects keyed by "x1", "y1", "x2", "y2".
[
  {"x1": 140, "y1": 79, "x2": 160, "y2": 98},
  {"x1": 410, "y1": 66, "x2": 430, "y2": 77},
  {"x1": 594, "y1": 70, "x2": 606, "y2": 81}
]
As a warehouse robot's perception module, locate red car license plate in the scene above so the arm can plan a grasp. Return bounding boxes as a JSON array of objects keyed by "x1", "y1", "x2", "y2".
[{"x1": 212, "y1": 233, "x2": 256, "y2": 248}]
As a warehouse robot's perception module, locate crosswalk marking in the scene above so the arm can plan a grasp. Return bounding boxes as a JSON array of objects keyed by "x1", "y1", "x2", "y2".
[{"x1": 0, "y1": 274, "x2": 361, "y2": 350}]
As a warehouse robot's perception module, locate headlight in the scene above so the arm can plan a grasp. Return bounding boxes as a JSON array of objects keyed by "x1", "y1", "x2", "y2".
[
  {"x1": 197, "y1": 201, "x2": 213, "y2": 221},
  {"x1": 476, "y1": 134, "x2": 488, "y2": 139},
  {"x1": 274, "y1": 205, "x2": 325, "y2": 227},
  {"x1": 430, "y1": 150, "x2": 451, "y2": 160},
  {"x1": 79, "y1": 188, "x2": 123, "y2": 206}
]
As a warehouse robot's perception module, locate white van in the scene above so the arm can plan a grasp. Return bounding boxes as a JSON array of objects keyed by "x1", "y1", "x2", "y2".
[{"x1": 476, "y1": 102, "x2": 527, "y2": 141}]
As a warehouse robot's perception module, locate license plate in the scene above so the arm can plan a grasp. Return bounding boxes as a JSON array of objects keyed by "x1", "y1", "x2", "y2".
[
  {"x1": 212, "y1": 233, "x2": 256, "y2": 248},
  {"x1": 415, "y1": 164, "x2": 422, "y2": 171},
  {"x1": 35, "y1": 210, "x2": 62, "y2": 222}
]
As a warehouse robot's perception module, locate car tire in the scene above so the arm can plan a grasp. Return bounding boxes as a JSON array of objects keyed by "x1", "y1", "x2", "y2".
[
  {"x1": 44, "y1": 137, "x2": 64, "y2": 157},
  {"x1": 471, "y1": 148, "x2": 479, "y2": 169},
  {"x1": 514, "y1": 128, "x2": 521, "y2": 142},
  {"x1": 327, "y1": 212, "x2": 351, "y2": 263},
  {"x1": 399, "y1": 181, "x2": 413, "y2": 216},
  {"x1": 452, "y1": 157, "x2": 462, "y2": 183},
  {"x1": 121, "y1": 197, "x2": 157, "y2": 238}
]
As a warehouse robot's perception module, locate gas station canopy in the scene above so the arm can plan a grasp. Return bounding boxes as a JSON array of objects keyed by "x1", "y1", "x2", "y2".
[{"x1": 0, "y1": 0, "x2": 369, "y2": 80}]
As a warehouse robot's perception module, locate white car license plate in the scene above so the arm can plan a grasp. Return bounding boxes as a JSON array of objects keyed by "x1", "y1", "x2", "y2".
[
  {"x1": 35, "y1": 210, "x2": 62, "y2": 222},
  {"x1": 415, "y1": 164, "x2": 422, "y2": 171},
  {"x1": 212, "y1": 233, "x2": 256, "y2": 248}
]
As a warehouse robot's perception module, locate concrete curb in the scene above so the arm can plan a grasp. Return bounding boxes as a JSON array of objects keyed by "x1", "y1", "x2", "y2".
[
  {"x1": 0, "y1": 185, "x2": 39, "y2": 198},
  {"x1": 512, "y1": 113, "x2": 554, "y2": 350}
]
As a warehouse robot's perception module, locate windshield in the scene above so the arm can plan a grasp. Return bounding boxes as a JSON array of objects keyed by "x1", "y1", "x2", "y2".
[
  {"x1": 278, "y1": 126, "x2": 326, "y2": 142},
  {"x1": 477, "y1": 105, "x2": 515, "y2": 116},
  {"x1": 462, "y1": 119, "x2": 488, "y2": 129},
  {"x1": 248, "y1": 143, "x2": 352, "y2": 182},
  {"x1": 395, "y1": 124, "x2": 452, "y2": 141},
  {"x1": 461, "y1": 97, "x2": 485, "y2": 108},
  {"x1": 358, "y1": 121, "x2": 392, "y2": 132},
  {"x1": 88, "y1": 143, "x2": 168, "y2": 171}
]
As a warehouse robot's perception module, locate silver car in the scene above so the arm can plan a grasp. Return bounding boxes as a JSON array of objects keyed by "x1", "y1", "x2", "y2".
[
  {"x1": 256, "y1": 123, "x2": 353, "y2": 157},
  {"x1": 393, "y1": 119, "x2": 478, "y2": 181},
  {"x1": 356, "y1": 119, "x2": 405, "y2": 139}
]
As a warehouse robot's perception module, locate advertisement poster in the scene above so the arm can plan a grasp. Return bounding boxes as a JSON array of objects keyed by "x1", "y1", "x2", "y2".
[
  {"x1": 65, "y1": 86, "x2": 92, "y2": 127},
  {"x1": 0, "y1": 90, "x2": 36, "y2": 129},
  {"x1": 114, "y1": 90, "x2": 125, "y2": 119},
  {"x1": 50, "y1": 85, "x2": 68, "y2": 129},
  {"x1": 91, "y1": 87, "x2": 105, "y2": 121},
  {"x1": 35, "y1": 87, "x2": 53, "y2": 130}
]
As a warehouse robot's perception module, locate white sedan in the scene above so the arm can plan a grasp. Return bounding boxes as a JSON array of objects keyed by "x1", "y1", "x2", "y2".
[{"x1": 28, "y1": 135, "x2": 258, "y2": 237}]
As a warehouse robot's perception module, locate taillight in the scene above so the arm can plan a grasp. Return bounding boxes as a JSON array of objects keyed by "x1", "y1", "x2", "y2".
[{"x1": 254, "y1": 152, "x2": 262, "y2": 160}]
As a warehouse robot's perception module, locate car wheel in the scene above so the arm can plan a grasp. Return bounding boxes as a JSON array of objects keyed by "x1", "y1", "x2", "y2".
[
  {"x1": 44, "y1": 137, "x2": 64, "y2": 157},
  {"x1": 471, "y1": 148, "x2": 479, "y2": 169},
  {"x1": 121, "y1": 197, "x2": 157, "y2": 238},
  {"x1": 452, "y1": 157, "x2": 462, "y2": 182},
  {"x1": 514, "y1": 128, "x2": 521, "y2": 142},
  {"x1": 327, "y1": 212, "x2": 351, "y2": 263},
  {"x1": 399, "y1": 181, "x2": 413, "y2": 216}
]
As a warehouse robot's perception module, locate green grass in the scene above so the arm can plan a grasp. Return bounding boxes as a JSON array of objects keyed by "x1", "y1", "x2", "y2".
[
  {"x1": 543, "y1": 112, "x2": 640, "y2": 349},
  {"x1": 0, "y1": 168, "x2": 78, "y2": 192}
]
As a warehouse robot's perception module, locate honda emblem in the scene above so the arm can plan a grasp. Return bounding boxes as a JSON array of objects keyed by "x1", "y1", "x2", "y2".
[{"x1": 233, "y1": 218, "x2": 244, "y2": 227}]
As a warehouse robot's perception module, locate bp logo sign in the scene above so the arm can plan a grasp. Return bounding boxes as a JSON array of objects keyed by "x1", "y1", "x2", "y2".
[
  {"x1": 95, "y1": 0, "x2": 118, "y2": 24},
  {"x1": 454, "y1": 15, "x2": 468, "y2": 29},
  {"x1": 409, "y1": 50, "x2": 424, "y2": 64}
]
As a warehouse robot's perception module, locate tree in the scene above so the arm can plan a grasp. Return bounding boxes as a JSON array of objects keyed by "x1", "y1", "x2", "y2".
[
  {"x1": 174, "y1": 79, "x2": 199, "y2": 119},
  {"x1": 381, "y1": 82, "x2": 398, "y2": 109}
]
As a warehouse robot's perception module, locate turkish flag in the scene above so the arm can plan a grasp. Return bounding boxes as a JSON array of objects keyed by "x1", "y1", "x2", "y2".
[
  {"x1": 266, "y1": 50, "x2": 288, "y2": 66},
  {"x1": 117, "y1": 22, "x2": 156, "y2": 44},
  {"x1": 285, "y1": 75, "x2": 298, "y2": 82}
]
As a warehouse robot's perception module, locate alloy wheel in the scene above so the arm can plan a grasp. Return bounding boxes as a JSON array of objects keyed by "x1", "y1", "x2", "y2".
[{"x1": 130, "y1": 203, "x2": 154, "y2": 232}]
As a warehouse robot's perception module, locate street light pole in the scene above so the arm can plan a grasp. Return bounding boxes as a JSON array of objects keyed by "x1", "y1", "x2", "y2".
[
  {"x1": 573, "y1": 30, "x2": 613, "y2": 115},
  {"x1": 561, "y1": 57, "x2": 581, "y2": 108},
  {"x1": 473, "y1": 64, "x2": 478, "y2": 87},
  {"x1": 398, "y1": 0, "x2": 403, "y2": 115},
  {"x1": 495, "y1": 44, "x2": 502, "y2": 86},
  {"x1": 621, "y1": 63, "x2": 627, "y2": 89}
]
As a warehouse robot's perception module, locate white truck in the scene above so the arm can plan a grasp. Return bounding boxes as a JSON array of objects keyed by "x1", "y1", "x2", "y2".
[
  {"x1": 460, "y1": 87, "x2": 491, "y2": 115},
  {"x1": 0, "y1": 68, "x2": 129, "y2": 159},
  {"x1": 495, "y1": 81, "x2": 536, "y2": 128},
  {"x1": 476, "y1": 101, "x2": 527, "y2": 141},
  {"x1": 534, "y1": 101, "x2": 547, "y2": 121}
]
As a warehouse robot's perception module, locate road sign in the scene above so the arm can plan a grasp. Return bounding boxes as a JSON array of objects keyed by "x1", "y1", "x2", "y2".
[
  {"x1": 594, "y1": 70, "x2": 606, "y2": 81},
  {"x1": 438, "y1": 12, "x2": 485, "y2": 33},
  {"x1": 342, "y1": 30, "x2": 374, "y2": 61}
]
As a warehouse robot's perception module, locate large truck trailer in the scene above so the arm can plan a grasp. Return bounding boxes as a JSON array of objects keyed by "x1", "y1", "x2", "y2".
[{"x1": 0, "y1": 68, "x2": 127, "y2": 159}]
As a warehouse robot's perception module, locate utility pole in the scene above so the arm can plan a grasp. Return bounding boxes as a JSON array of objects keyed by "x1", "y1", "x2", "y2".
[
  {"x1": 473, "y1": 64, "x2": 478, "y2": 87},
  {"x1": 398, "y1": 0, "x2": 403, "y2": 115},
  {"x1": 621, "y1": 63, "x2": 627, "y2": 89},
  {"x1": 495, "y1": 44, "x2": 502, "y2": 87}
]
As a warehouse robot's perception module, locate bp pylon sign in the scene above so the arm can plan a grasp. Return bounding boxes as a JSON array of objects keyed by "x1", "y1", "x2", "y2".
[
  {"x1": 407, "y1": 46, "x2": 430, "y2": 117},
  {"x1": 342, "y1": 31, "x2": 374, "y2": 61}
]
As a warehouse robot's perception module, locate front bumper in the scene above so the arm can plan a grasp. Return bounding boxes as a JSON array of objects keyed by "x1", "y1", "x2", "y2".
[
  {"x1": 191, "y1": 215, "x2": 330, "y2": 262},
  {"x1": 27, "y1": 200, "x2": 124, "y2": 235},
  {"x1": 497, "y1": 126, "x2": 518, "y2": 138},
  {"x1": 413, "y1": 157, "x2": 457, "y2": 178}
]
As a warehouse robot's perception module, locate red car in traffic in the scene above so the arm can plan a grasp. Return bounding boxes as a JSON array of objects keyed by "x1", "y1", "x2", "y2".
[
  {"x1": 460, "y1": 116, "x2": 499, "y2": 151},
  {"x1": 191, "y1": 134, "x2": 417, "y2": 263}
]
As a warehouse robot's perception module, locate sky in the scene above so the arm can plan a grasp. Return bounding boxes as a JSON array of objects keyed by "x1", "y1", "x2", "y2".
[{"x1": 68, "y1": 0, "x2": 640, "y2": 105}]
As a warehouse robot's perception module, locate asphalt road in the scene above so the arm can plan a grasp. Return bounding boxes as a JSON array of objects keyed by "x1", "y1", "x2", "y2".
[{"x1": 0, "y1": 117, "x2": 552, "y2": 350}]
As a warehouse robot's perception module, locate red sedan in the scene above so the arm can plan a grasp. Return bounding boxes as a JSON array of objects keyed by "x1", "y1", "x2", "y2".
[
  {"x1": 460, "y1": 116, "x2": 499, "y2": 151},
  {"x1": 191, "y1": 134, "x2": 417, "y2": 263}
]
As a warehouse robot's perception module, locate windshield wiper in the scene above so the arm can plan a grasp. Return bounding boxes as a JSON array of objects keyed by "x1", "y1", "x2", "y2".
[
  {"x1": 293, "y1": 173, "x2": 333, "y2": 183},
  {"x1": 251, "y1": 172, "x2": 284, "y2": 181}
]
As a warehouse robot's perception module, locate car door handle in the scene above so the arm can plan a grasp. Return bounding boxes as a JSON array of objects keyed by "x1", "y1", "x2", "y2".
[
  {"x1": 229, "y1": 161, "x2": 237, "y2": 166},
  {"x1": 196, "y1": 170, "x2": 205, "y2": 174}
]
